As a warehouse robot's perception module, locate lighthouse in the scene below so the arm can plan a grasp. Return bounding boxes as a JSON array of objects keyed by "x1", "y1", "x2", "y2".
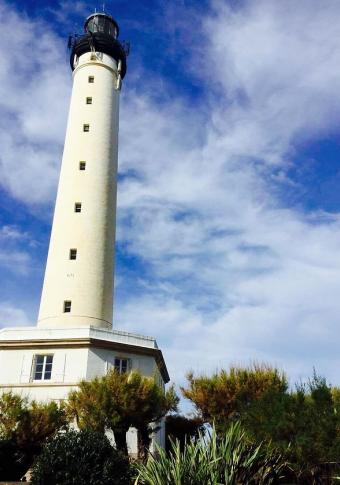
[
  {"x1": 38, "y1": 13, "x2": 127, "y2": 330},
  {"x1": 0, "y1": 12, "x2": 169, "y2": 452}
]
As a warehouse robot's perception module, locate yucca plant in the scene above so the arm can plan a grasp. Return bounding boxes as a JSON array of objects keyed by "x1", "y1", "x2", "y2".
[{"x1": 134, "y1": 422, "x2": 288, "y2": 485}]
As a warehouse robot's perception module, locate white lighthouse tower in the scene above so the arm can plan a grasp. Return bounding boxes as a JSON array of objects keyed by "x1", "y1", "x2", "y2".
[
  {"x1": 38, "y1": 13, "x2": 125, "y2": 330},
  {"x1": 0, "y1": 12, "x2": 168, "y2": 452}
]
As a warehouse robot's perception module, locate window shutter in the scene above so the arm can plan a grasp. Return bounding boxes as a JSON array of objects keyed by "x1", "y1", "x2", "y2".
[
  {"x1": 52, "y1": 353, "x2": 66, "y2": 382},
  {"x1": 20, "y1": 354, "x2": 33, "y2": 383}
]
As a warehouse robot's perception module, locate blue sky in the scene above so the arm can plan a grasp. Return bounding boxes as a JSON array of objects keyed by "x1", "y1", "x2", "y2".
[{"x1": 1, "y1": 0, "x2": 340, "y2": 393}]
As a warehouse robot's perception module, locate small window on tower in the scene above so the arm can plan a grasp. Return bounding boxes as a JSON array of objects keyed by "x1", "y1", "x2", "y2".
[
  {"x1": 69, "y1": 248, "x2": 77, "y2": 260},
  {"x1": 79, "y1": 161, "x2": 86, "y2": 171},
  {"x1": 74, "y1": 202, "x2": 82, "y2": 213},
  {"x1": 88, "y1": 76, "x2": 94, "y2": 83},
  {"x1": 83, "y1": 124, "x2": 90, "y2": 132},
  {"x1": 63, "y1": 300, "x2": 72, "y2": 313},
  {"x1": 86, "y1": 97, "x2": 92, "y2": 104}
]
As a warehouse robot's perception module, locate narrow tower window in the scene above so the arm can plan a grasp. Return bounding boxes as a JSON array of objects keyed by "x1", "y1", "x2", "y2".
[
  {"x1": 88, "y1": 76, "x2": 94, "y2": 83},
  {"x1": 86, "y1": 97, "x2": 92, "y2": 104},
  {"x1": 69, "y1": 248, "x2": 77, "y2": 260},
  {"x1": 79, "y1": 161, "x2": 86, "y2": 171},
  {"x1": 63, "y1": 301, "x2": 72, "y2": 313},
  {"x1": 83, "y1": 124, "x2": 90, "y2": 132},
  {"x1": 74, "y1": 202, "x2": 82, "y2": 213}
]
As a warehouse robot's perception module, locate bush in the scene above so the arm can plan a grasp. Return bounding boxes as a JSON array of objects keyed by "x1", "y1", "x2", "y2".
[
  {"x1": 66, "y1": 369, "x2": 178, "y2": 460},
  {"x1": 0, "y1": 392, "x2": 66, "y2": 481},
  {"x1": 0, "y1": 438, "x2": 28, "y2": 481},
  {"x1": 182, "y1": 366, "x2": 340, "y2": 482},
  {"x1": 135, "y1": 422, "x2": 288, "y2": 485},
  {"x1": 30, "y1": 429, "x2": 131, "y2": 485}
]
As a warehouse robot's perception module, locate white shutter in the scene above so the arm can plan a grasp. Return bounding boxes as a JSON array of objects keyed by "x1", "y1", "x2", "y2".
[
  {"x1": 20, "y1": 354, "x2": 33, "y2": 383},
  {"x1": 132, "y1": 358, "x2": 139, "y2": 371},
  {"x1": 52, "y1": 353, "x2": 66, "y2": 382}
]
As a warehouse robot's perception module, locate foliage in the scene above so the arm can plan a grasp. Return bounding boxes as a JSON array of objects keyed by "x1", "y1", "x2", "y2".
[
  {"x1": 0, "y1": 392, "x2": 66, "y2": 481},
  {"x1": 0, "y1": 437, "x2": 27, "y2": 481},
  {"x1": 165, "y1": 414, "x2": 204, "y2": 452},
  {"x1": 66, "y1": 369, "x2": 178, "y2": 459},
  {"x1": 182, "y1": 363, "x2": 288, "y2": 434},
  {"x1": 126, "y1": 370, "x2": 178, "y2": 461},
  {"x1": 30, "y1": 429, "x2": 131, "y2": 485},
  {"x1": 135, "y1": 422, "x2": 288, "y2": 485},
  {"x1": 0, "y1": 392, "x2": 25, "y2": 436},
  {"x1": 182, "y1": 365, "x2": 340, "y2": 483}
]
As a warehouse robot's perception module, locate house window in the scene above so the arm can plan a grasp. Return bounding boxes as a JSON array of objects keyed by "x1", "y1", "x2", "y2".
[
  {"x1": 79, "y1": 161, "x2": 86, "y2": 171},
  {"x1": 74, "y1": 202, "x2": 82, "y2": 213},
  {"x1": 83, "y1": 124, "x2": 90, "y2": 132},
  {"x1": 63, "y1": 300, "x2": 72, "y2": 313},
  {"x1": 88, "y1": 76, "x2": 94, "y2": 83},
  {"x1": 69, "y1": 248, "x2": 77, "y2": 260},
  {"x1": 33, "y1": 355, "x2": 53, "y2": 381},
  {"x1": 114, "y1": 358, "x2": 130, "y2": 374},
  {"x1": 86, "y1": 97, "x2": 92, "y2": 104}
]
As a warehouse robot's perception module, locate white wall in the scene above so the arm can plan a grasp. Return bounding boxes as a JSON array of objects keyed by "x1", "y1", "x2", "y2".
[
  {"x1": 0, "y1": 347, "x2": 89, "y2": 401},
  {"x1": 86, "y1": 347, "x2": 158, "y2": 380},
  {"x1": 0, "y1": 346, "x2": 166, "y2": 451}
]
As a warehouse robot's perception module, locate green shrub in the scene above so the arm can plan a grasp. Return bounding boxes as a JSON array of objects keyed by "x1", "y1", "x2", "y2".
[
  {"x1": 0, "y1": 392, "x2": 66, "y2": 481},
  {"x1": 0, "y1": 438, "x2": 28, "y2": 481},
  {"x1": 182, "y1": 365, "x2": 340, "y2": 482},
  {"x1": 66, "y1": 369, "x2": 178, "y2": 460},
  {"x1": 30, "y1": 429, "x2": 131, "y2": 485},
  {"x1": 135, "y1": 422, "x2": 288, "y2": 485}
]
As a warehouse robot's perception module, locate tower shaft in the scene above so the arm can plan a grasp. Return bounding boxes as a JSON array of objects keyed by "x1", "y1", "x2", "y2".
[{"x1": 38, "y1": 52, "x2": 120, "y2": 329}]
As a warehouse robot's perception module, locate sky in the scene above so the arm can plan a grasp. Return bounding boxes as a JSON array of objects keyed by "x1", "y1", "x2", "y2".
[{"x1": 1, "y1": 0, "x2": 340, "y2": 398}]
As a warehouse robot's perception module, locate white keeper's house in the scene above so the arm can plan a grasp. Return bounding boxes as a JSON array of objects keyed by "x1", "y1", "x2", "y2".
[{"x1": 0, "y1": 11, "x2": 169, "y2": 452}]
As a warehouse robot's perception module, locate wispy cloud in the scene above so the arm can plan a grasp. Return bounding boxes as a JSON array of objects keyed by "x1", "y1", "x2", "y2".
[
  {"x1": 115, "y1": 0, "x2": 340, "y2": 386},
  {"x1": 0, "y1": 303, "x2": 31, "y2": 327},
  {"x1": 0, "y1": 3, "x2": 70, "y2": 204},
  {"x1": 0, "y1": 224, "x2": 35, "y2": 274}
]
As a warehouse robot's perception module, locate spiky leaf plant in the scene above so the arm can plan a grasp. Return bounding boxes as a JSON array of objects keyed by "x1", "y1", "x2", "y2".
[{"x1": 135, "y1": 422, "x2": 287, "y2": 485}]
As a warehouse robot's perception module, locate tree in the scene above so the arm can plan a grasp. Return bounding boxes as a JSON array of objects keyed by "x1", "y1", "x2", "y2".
[
  {"x1": 284, "y1": 373, "x2": 339, "y2": 482},
  {"x1": 165, "y1": 414, "x2": 204, "y2": 452},
  {"x1": 0, "y1": 392, "x2": 67, "y2": 481},
  {"x1": 125, "y1": 371, "x2": 178, "y2": 462},
  {"x1": 66, "y1": 369, "x2": 178, "y2": 460},
  {"x1": 182, "y1": 363, "x2": 288, "y2": 434},
  {"x1": 182, "y1": 365, "x2": 340, "y2": 483},
  {"x1": 30, "y1": 429, "x2": 131, "y2": 485},
  {"x1": 0, "y1": 392, "x2": 24, "y2": 436},
  {"x1": 67, "y1": 373, "x2": 131, "y2": 454}
]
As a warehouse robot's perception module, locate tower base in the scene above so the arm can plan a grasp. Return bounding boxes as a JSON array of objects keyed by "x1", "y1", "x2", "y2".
[{"x1": 0, "y1": 326, "x2": 169, "y2": 453}]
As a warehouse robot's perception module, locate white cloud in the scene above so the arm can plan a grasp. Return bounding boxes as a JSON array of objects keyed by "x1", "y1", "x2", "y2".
[
  {"x1": 202, "y1": 0, "x2": 340, "y2": 163},
  {"x1": 0, "y1": 3, "x2": 70, "y2": 204},
  {"x1": 115, "y1": 0, "x2": 340, "y2": 387},
  {"x1": 0, "y1": 303, "x2": 31, "y2": 327},
  {"x1": 0, "y1": 225, "x2": 26, "y2": 240},
  {"x1": 0, "y1": 224, "x2": 34, "y2": 273},
  {"x1": 0, "y1": 251, "x2": 31, "y2": 275}
]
